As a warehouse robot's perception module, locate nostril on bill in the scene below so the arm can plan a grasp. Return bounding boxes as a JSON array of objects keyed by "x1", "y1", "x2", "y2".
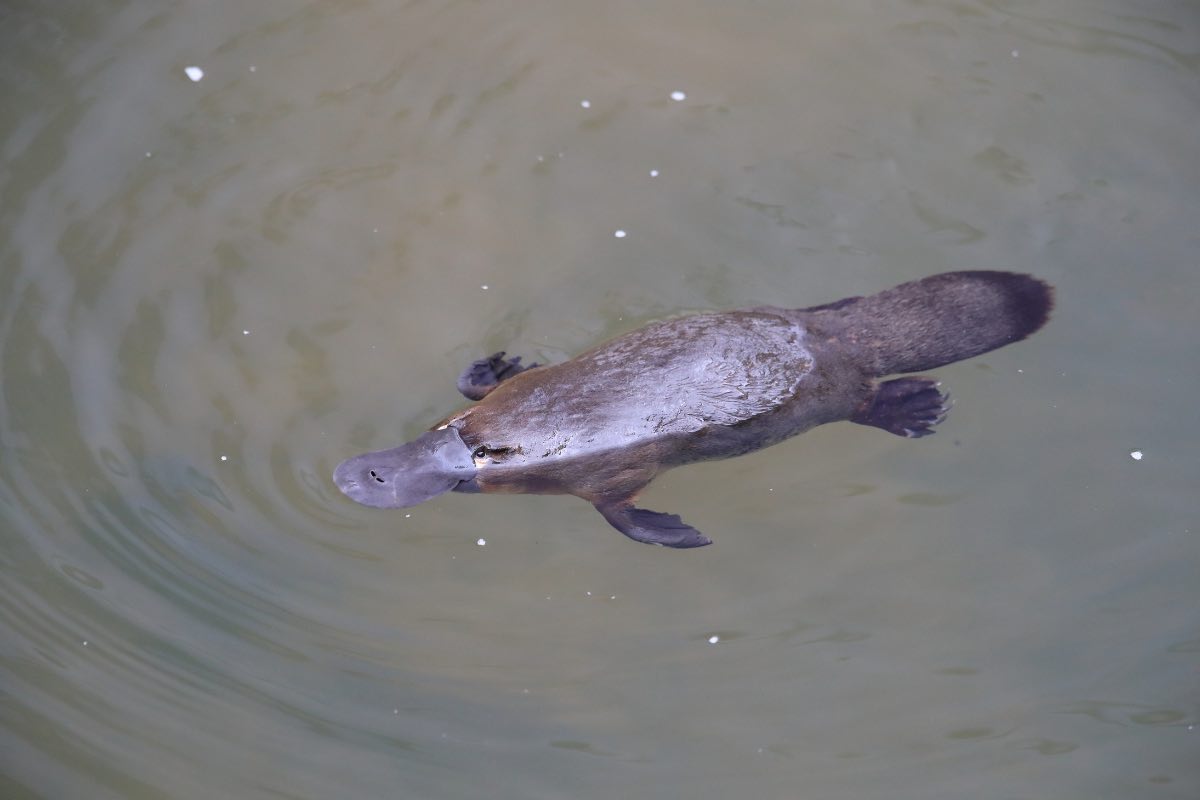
[{"x1": 369, "y1": 470, "x2": 385, "y2": 483}]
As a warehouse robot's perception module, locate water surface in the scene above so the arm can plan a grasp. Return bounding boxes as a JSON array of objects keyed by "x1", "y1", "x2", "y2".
[{"x1": 2, "y1": 2, "x2": 1198, "y2": 798}]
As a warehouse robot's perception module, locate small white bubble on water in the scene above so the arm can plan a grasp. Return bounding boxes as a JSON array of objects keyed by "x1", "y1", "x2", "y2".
[
  {"x1": 586, "y1": 591, "x2": 592, "y2": 596},
  {"x1": 1012, "y1": 50, "x2": 1019, "y2": 58},
  {"x1": 405, "y1": 513, "x2": 411, "y2": 518},
  {"x1": 477, "y1": 538, "x2": 487, "y2": 546},
  {"x1": 580, "y1": 99, "x2": 591, "y2": 108},
  {"x1": 1130, "y1": 450, "x2": 1143, "y2": 460},
  {"x1": 242, "y1": 329, "x2": 249, "y2": 335},
  {"x1": 708, "y1": 635, "x2": 720, "y2": 644},
  {"x1": 614, "y1": 229, "x2": 627, "y2": 238},
  {"x1": 249, "y1": 65, "x2": 257, "y2": 72},
  {"x1": 670, "y1": 90, "x2": 687, "y2": 101},
  {"x1": 220, "y1": 455, "x2": 228, "y2": 462},
  {"x1": 649, "y1": 169, "x2": 659, "y2": 177},
  {"x1": 481, "y1": 284, "x2": 489, "y2": 290},
  {"x1": 185, "y1": 66, "x2": 204, "y2": 82},
  {"x1": 145, "y1": 152, "x2": 152, "y2": 158},
  {"x1": 82, "y1": 640, "x2": 88, "y2": 646}
]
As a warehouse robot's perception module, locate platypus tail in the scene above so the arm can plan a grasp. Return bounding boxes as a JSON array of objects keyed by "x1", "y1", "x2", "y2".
[{"x1": 809, "y1": 271, "x2": 1054, "y2": 376}]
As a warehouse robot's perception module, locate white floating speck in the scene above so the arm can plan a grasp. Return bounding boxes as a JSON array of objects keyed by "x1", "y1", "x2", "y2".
[
  {"x1": 1130, "y1": 450, "x2": 1143, "y2": 461},
  {"x1": 481, "y1": 284, "x2": 489, "y2": 290},
  {"x1": 609, "y1": 595, "x2": 616, "y2": 600},
  {"x1": 586, "y1": 591, "x2": 592, "y2": 596},
  {"x1": 145, "y1": 152, "x2": 152, "y2": 158},
  {"x1": 649, "y1": 169, "x2": 659, "y2": 177},
  {"x1": 614, "y1": 229, "x2": 627, "y2": 238},
  {"x1": 404, "y1": 513, "x2": 411, "y2": 518},
  {"x1": 580, "y1": 99, "x2": 591, "y2": 109},
  {"x1": 82, "y1": 640, "x2": 89, "y2": 646},
  {"x1": 670, "y1": 90, "x2": 687, "y2": 101},
  {"x1": 1017, "y1": 368, "x2": 1024, "y2": 373},
  {"x1": 184, "y1": 66, "x2": 205, "y2": 82},
  {"x1": 476, "y1": 538, "x2": 487, "y2": 546},
  {"x1": 242, "y1": 329, "x2": 249, "y2": 335},
  {"x1": 372, "y1": 228, "x2": 378, "y2": 233},
  {"x1": 708, "y1": 635, "x2": 720, "y2": 644},
  {"x1": 220, "y1": 455, "x2": 228, "y2": 462},
  {"x1": 249, "y1": 65, "x2": 257, "y2": 73},
  {"x1": 1011, "y1": 50, "x2": 1019, "y2": 58},
  {"x1": 393, "y1": 709, "x2": 398, "y2": 714}
]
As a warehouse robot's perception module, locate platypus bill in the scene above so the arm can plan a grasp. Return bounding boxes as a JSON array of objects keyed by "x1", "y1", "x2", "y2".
[{"x1": 334, "y1": 271, "x2": 1053, "y2": 548}]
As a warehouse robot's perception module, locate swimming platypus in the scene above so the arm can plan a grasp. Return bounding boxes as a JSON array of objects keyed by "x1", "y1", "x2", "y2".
[{"x1": 334, "y1": 271, "x2": 1053, "y2": 547}]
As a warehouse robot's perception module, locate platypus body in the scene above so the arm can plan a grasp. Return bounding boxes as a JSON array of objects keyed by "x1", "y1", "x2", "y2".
[{"x1": 334, "y1": 271, "x2": 1053, "y2": 547}]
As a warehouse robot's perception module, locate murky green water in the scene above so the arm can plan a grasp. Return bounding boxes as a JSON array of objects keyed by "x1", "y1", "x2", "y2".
[{"x1": 3, "y1": 1, "x2": 1198, "y2": 798}]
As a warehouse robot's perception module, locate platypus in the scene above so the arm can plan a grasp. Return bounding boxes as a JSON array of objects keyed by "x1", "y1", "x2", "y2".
[{"x1": 334, "y1": 271, "x2": 1053, "y2": 547}]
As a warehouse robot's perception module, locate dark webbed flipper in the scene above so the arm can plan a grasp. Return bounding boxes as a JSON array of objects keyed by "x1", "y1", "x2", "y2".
[
  {"x1": 595, "y1": 503, "x2": 712, "y2": 548},
  {"x1": 456, "y1": 351, "x2": 538, "y2": 401},
  {"x1": 851, "y1": 377, "x2": 949, "y2": 438}
]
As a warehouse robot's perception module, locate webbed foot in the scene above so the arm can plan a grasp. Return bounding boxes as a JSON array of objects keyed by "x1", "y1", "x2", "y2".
[
  {"x1": 595, "y1": 502, "x2": 712, "y2": 548},
  {"x1": 457, "y1": 351, "x2": 539, "y2": 401},
  {"x1": 851, "y1": 376, "x2": 949, "y2": 438}
]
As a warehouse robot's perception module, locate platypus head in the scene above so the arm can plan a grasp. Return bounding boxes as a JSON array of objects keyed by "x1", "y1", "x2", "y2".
[{"x1": 333, "y1": 427, "x2": 477, "y2": 508}]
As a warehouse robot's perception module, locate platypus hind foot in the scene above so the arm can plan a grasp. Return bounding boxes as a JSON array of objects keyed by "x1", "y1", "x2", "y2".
[
  {"x1": 851, "y1": 377, "x2": 949, "y2": 438},
  {"x1": 595, "y1": 503, "x2": 712, "y2": 548}
]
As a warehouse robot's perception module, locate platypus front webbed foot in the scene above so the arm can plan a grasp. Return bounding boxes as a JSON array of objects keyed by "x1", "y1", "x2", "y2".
[
  {"x1": 595, "y1": 502, "x2": 712, "y2": 548},
  {"x1": 851, "y1": 376, "x2": 950, "y2": 438},
  {"x1": 456, "y1": 351, "x2": 539, "y2": 400}
]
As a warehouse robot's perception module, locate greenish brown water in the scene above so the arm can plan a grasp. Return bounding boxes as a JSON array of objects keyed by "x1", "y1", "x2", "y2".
[{"x1": 2, "y1": 2, "x2": 1198, "y2": 798}]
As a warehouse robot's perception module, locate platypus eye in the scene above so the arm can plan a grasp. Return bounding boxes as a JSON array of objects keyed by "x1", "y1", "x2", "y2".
[{"x1": 472, "y1": 447, "x2": 488, "y2": 459}]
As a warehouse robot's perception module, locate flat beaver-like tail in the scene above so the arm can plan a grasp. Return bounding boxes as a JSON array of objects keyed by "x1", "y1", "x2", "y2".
[{"x1": 813, "y1": 271, "x2": 1053, "y2": 377}]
